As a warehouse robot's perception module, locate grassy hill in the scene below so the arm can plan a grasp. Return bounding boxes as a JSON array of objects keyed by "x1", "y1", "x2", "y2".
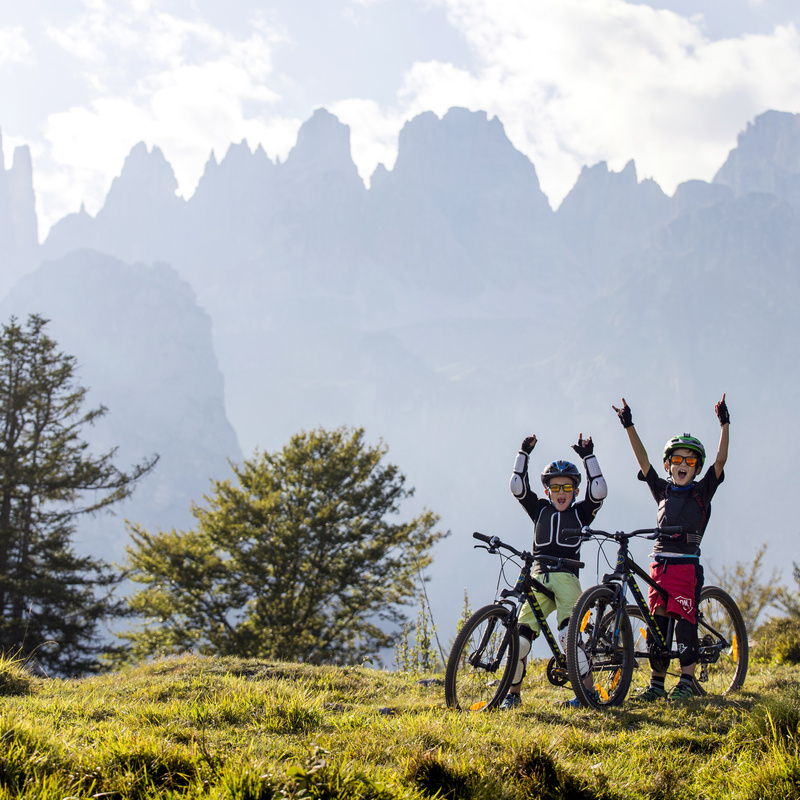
[{"x1": 0, "y1": 654, "x2": 797, "y2": 799}]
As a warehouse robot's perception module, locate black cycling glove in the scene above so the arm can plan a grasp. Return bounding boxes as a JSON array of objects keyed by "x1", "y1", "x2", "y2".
[
  {"x1": 715, "y1": 396, "x2": 730, "y2": 426},
  {"x1": 614, "y1": 402, "x2": 634, "y2": 429},
  {"x1": 521, "y1": 436, "x2": 537, "y2": 454},
  {"x1": 572, "y1": 437, "x2": 594, "y2": 459}
]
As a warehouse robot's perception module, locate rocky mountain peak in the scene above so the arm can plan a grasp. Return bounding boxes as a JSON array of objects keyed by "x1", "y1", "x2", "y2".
[
  {"x1": 390, "y1": 107, "x2": 546, "y2": 200},
  {"x1": 713, "y1": 110, "x2": 800, "y2": 214},
  {"x1": 284, "y1": 108, "x2": 361, "y2": 182},
  {"x1": 100, "y1": 142, "x2": 180, "y2": 215}
]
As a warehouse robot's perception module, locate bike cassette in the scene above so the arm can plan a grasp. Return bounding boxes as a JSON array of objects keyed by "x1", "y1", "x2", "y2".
[{"x1": 546, "y1": 656, "x2": 569, "y2": 686}]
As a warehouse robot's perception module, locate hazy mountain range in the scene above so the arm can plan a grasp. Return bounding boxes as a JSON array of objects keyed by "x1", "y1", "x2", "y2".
[{"x1": 0, "y1": 107, "x2": 797, "y2": 653}]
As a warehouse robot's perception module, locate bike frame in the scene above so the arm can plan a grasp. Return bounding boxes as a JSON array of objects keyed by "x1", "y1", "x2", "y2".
[
  {"x1": 501, "y1": 567, "x2": 566, "y2": 671},
  {"x1": 602, "y1": 536, "x2": 672, "y2": 656},
  {"x1": 471, "y1": 532, "x2": 581, "y2": 678},
  {"x1": 593, "y1": 531, "x2": 733, "y2": 664}
]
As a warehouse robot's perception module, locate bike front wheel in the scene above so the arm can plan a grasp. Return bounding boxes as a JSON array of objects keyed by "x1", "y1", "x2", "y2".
[
  {"x1": 625, "y1": 604, "x2": 653, "y2": 697},
  {"x1": 566, "y1": 585, "x2": 634, "y2": 709},
  {"x1": 444, "y1": 603, "x2": 520, "y2": 712},
  {"x1": 693, "y1": 585, "x2": 748, "y2": 696}
]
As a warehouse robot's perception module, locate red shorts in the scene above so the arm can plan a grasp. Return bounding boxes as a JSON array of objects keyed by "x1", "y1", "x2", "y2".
[{"x1": 648, "y1": 561, "x2": 698, "y2": 624}]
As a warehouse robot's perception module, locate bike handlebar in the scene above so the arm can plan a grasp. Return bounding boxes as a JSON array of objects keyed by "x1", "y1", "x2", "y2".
[
  {"x1": 472, "y1": 531, "x2": 584, "y2": 570},
  {"x1": 562, "y1": 525, "x2": 684, "y2": 541}
]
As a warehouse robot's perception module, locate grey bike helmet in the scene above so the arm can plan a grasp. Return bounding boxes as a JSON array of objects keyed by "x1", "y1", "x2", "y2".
[
  {"x1": 540, "y1": 460, "x2": 581, "y2": 489},
  {"x1": 662, "y1": 434, "x2": 706, "y2": 470}
]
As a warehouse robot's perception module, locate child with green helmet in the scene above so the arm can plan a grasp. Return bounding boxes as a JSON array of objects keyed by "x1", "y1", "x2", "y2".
[{"x1": 612, "y1": 394, "x2": 730, "y2": 702}]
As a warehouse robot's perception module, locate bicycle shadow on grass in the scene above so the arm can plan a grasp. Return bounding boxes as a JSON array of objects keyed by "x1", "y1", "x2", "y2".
[{"x1": 518, "y1": 691, "x2": 753, "y2": 734}]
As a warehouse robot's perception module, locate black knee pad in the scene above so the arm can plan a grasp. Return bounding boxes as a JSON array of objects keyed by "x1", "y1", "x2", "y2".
[
  {"x1": 676, "y1": 617, "x2": 699, "y2": 667},
  {"x1": 647, "y1": 614, "x2": 670, "y2": 672}
]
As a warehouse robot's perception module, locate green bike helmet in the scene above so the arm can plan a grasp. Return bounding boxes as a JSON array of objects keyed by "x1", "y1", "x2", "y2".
[{"x1": 662, "y1": 434, "x2": 706, "y2": 470}]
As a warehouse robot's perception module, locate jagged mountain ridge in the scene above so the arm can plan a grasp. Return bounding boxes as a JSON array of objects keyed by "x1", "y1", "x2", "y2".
[
  {"x1": 0, "y1": 133, "x2": 39, "y2": 294},
  {"x1": 3, "y1": 107, "x2": 800, "y2": 644}
]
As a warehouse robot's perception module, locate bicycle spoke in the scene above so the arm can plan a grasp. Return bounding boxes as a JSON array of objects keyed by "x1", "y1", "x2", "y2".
[
  {"x1": 445, "y1": 604, "x2": 519, "y2": 712},
  {"x1": 693, "y1": 586, "x2": 748, "y2": 696},
  {"x1": 566, "y1": 586, "x2": 633, "y2": 708}
]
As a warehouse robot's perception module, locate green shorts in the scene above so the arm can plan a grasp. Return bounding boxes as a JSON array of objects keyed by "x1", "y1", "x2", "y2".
[{"x1": 518, "y1": 570, "x2": 583, "y2": 635}]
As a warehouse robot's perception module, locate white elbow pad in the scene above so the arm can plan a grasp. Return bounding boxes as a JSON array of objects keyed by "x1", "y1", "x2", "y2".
[
  {"x1": 584, "y1": 455, "x2": 607, "y2": 501},
  {"x1": 510, "y1": 451, "x2": 529, "y2": 499},
  {"x1": 589, "y1": 476, "x2": 608, "y2": 501},
  {"x1": 510, "y1": 473, "x2": 526, "y2": 498}
]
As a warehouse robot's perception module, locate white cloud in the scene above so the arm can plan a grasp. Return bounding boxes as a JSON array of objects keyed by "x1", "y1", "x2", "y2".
[
  {"x1": 326, "y1": 98, "x2": 405, "y2": 185},
  {"x1": 335, "y1": 0, "x2": 800, "y2": 208},
  {"x1": 33, "y1": 6, "x2": 297, "y2": 236},
  {"x1": 0, "y1": 27, "x2": 34, "y2": 67},
  {"x1": 397, "y1": 0, "x2": 800, "y2": 205},
  {"x1": 22, "y1": 0, "x2": 800, "y2": 236}
]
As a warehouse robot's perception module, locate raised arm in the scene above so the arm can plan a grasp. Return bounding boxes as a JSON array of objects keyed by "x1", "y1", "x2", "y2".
[
  {"x1": 612, "y1": 398, "x2": 653, "y2": 477},
  {"x1": 572, "y1": 434, "x2": 608, "y2": 501},
  {"x1": 713, "y1": 393, "x2": 730, "y2": 479},
  {"x1": 510, "y1": 435, "x2": 537, "y2": 500}
]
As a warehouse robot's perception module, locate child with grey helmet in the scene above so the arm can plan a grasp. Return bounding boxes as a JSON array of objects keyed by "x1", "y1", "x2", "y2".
[
  {"x1": 502, "y1": 433, "x2": 608, "y2": 710},
  {"x1": 612, "y1": 394, "x2": 730, "y2": 702}
]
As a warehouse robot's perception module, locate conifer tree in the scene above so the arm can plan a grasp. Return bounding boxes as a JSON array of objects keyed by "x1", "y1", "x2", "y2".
[
  {"x1": 0, "y1": 315, "x2": 156, "y2": 674},
  {"x1": 122, "y1": 426, "x2": 447, "y2": 665}
]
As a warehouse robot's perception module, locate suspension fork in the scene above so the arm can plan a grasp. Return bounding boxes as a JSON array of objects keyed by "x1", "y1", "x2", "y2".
[
  {"x1": 591, "y1": 578, "x2": 628, "y2": 653},
  {"x1": 469, "y1": 608, "x2": 516, "y2": 671}
]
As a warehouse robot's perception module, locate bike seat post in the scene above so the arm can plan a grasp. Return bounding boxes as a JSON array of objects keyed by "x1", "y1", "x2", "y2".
[{"x1": 665, "y1": 616, "x2": 675, "y2": 649}]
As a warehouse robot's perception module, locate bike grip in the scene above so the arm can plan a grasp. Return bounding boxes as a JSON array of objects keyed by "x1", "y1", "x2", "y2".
[
  {"x1": 472, "y1": 532, "x2": 492, "y2": 544},
  {"x1": 658, "y1": 525, "x2": 684, "y2": 535},
  {"x1": 562, "y1": 558, "x2": 585, "y2": 570},
  {"x1": 562, "y1": 529, "x2": 581, "y2": 537}
]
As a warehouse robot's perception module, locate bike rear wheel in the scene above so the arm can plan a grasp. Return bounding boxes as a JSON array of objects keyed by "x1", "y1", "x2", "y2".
[
  {"x1": 444, "y1": 604, "x2": 520, "y2": 712},
  {"x1": 566, "y1": 585, "x2": 634, "y2": 709},
  {"x1": 693, "y1": 585, "x2": 748, "y2": 696}
]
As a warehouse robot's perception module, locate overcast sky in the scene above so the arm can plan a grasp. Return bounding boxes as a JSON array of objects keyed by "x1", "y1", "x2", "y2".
[{"x1": 3, "y1": 0, "x2": 800, "y2": 238}]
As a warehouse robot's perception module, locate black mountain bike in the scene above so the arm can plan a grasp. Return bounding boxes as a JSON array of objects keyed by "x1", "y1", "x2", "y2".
[
  {"x1": 444, "y1": 532, "x2": 630, "y2": 712},
  {"x1": 564, "y1": 526, "x2": 748, "y2": 709}
]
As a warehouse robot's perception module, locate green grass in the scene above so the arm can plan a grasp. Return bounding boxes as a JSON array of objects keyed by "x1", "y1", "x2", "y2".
[{"x1": 0, "y1": 654, "x2": 797, "y2": 798}]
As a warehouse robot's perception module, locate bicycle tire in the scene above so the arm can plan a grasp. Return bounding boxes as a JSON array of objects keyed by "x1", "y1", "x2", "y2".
[
  {"x1": 444, "y1": 604, "x2": 520, "y2": 712},
  {"x1": 566, "y1": 585, "x2": 633, "y2": 709},
  {"x1": 693, "y1": 585, "x2": 748, "y2": 696}
]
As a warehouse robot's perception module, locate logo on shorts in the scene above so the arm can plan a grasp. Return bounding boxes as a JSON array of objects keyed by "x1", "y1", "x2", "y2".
[
  {"x1": 675, "y1": 596, "x2": 694, "y2": 614},
  {"x1": 677, "y1": 643, "x2": 687, "y2": 653}
]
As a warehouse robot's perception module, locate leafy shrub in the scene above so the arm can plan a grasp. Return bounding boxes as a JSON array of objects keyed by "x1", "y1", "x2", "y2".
[{"x1": 752, "y1": 617, "x2": 800, "y2": 664}]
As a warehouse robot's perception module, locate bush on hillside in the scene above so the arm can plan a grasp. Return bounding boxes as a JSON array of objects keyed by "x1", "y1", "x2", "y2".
[{"x1": 752, "y1": 617, "x2": 800, "y2": 664}]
